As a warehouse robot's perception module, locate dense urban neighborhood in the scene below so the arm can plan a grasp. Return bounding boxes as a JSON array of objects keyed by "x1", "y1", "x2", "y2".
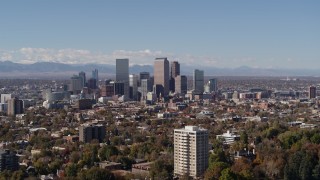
[{"x1": 1, "y1": 59, "x2": 320, "y2": 179}]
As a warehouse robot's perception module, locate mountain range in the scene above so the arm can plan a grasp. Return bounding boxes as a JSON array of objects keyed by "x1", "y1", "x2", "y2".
[{"x1": 0, "y1": 60, "x2": 320, "y2": 78}]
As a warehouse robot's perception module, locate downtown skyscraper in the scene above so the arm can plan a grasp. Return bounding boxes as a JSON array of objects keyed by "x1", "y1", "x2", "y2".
[
  {"x1": 116, "y1": 59, "x2": 129, "y2": 100},
  {"x1": 154, "y1": 58, "x2": 169, "y2": 97},
  {"x1": 170, "y1": 61, "x2": 180, "y2": 92},
  {"x1": 79, "y1": 71, "x2": 86, "y2": 87},
  {"x1": 129, "y1": 74, "x2": 139, "y2": 100},
  {"x1": 92, "y1": 69, "x2": 98, "y2": 86},
  {"x1": 193, "y1": 69, "x2": 204, "y2": 94}
]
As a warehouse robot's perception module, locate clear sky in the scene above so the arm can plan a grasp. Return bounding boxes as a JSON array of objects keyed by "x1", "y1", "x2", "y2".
[{"x1": 0, "y1": 0, "x2": 319, "y2": 69}]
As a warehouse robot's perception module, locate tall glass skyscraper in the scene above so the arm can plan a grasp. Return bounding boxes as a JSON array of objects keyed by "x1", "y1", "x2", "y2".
[
  {"x1": 208, "y1": 78, "x2": 217, "y2": 92},
  {"x1": 116, "y1": 59, "x2": 129, "y2": 100},
  {"x1": 193, "y1": 69, "x2": 204, "y2": 94},
  {"x1": 79, "y1": 71, "x2": 86, "y2": 87},
  {"x1": 129, "y1": 74, "x2": 138, "y2": 100},
  {"x1": 92, "y1": 69, "x2": 98, "y2": 86}
]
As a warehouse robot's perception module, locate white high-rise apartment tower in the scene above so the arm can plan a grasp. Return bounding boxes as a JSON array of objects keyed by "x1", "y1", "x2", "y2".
[{"x1": 174, "y1": 126, "x2": 209, "y2": 178}]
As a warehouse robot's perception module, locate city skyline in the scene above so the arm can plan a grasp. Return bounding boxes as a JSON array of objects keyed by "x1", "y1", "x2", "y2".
[{"x1": 0, "y1": 1, "x2": 319, "y2": 69}]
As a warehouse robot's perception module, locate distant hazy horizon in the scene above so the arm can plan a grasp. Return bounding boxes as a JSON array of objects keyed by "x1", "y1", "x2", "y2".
[{"x1": 0, "y1": 1, "x2": 319, "y2": 69}]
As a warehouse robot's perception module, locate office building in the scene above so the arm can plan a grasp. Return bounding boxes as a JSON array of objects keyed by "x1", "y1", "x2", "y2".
[
  {"x1": 114, "y1": 82, "x2": 125, "y2": 96},
  {"x1": 139, "y1": 72, "x2": 150, "y2": 81},
  {"x1": 140, "y1": 79, "x2": 151, "y2": 100},
  {"x1": 45, "y1": 91, "x2": 66, "y2": 102},
  {"x1": 0, "y1": 150, "x2": 19, "y2": 172},
  {"x1": 309, "y1": 86, "x2": 316, "y2": 99},
  {"x1": 208, "y1": 78, "x2": 217, "y2": 92},
  {"x1": 171, "y1": 61, "x2": 180, "y2": 78},
  {"x1": 75, "y1": 99, "x2": 92, "y2": 110},
  {"x1": 0, "y1": 94, "x2": 12, "y2": 104},
  {"x1": 7, "y1": 98, "x2": 24, "y2": 116},
  {"x1": 175, "y1": 75, "x2": 188, "y2": 95},
  {"x1": 147, "y1": 92, "x2": 157, "y2": 103},
  {"x1": 193, "y1": 69, "x2": 204, "y2": 94},
  {"x1": 139, "y1": 72, "x2": 150, "y2": 87},
  {"x1": 174, "y1": 126, "x2": 208, "y2": 178},
  {"x1": 0, "y1": 103, "x2": 8, "y2": 113},
  {"x1": 170, "y1": 61, "x2": 180, "y2": 92},
  {"x1": 116, "y1": 59, "x2": 129, "y2": 100},
  {"x1": 92, "y1": 69, "x2": 99, "y2": 86},
  {"x1": 87, "y1": 78, "x2": 97, "y2": 89},
  {"x1": 154, "y1": 58, "x2": 169, "y2": 97},
  {"x1": 70, "y1": 75, "x2": 83, "y2": 94},
  {"x1": 105, "y1": 79, "x2": 112, "y2": 85},
  {"x1": 129, "y1": 74, "x2": 139, "y2": 100},
  {"x1": 100, "y1": 85, "x2": 114, "y2": 97},
  {"x1": 79, "y1": 71, "x2": 86, "y2": 87},
  {"x1": 79, "y1": 124, "x2": 106, "y2": 143}
]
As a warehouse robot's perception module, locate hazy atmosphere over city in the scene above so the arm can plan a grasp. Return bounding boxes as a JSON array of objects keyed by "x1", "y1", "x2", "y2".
[
  {"x1": 0, "y1": 0, "x2": 319, "y2": 70},
  {"x1": 2, "y1": 1, "x2": 320, "y2": 180}
]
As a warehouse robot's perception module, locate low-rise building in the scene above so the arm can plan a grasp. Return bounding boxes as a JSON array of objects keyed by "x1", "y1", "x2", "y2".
[
  {"x1": 0, "y1": 150, "x2": 19, "y2": 172},
  {"x1": 216, "y1": 130, "x2": 240, "y2": 145}
]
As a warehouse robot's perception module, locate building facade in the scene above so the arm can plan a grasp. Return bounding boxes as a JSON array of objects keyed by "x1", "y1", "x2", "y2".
[
  {"x1": 116, "y1": 59, "x2": 129, "y2": 100},
  {"x1": 129, "y1": 74, "x2": 139, "y2": 100},
  {"x1": 92, "y1": 69, "x2": 99, "y2": 86},
  {"x1": 193, "y1": 69, "x2": 204, "y2": 94},
  {"x1": 175, "y1": 75, "x2": 188, "y2": 95},
  {"x1": 154, "y1": 58, "x2": 169, "y2": 97},
  {"x1": 139, "y1": 72, "x2": 150, "y2": 82},
  {"x1": 170, "y1": 61, "x2": 180, "y2": 92},
  {"x1": 7, "y1": 98, "x2": 24, "y2": 116},
  {"x1": 87, "y1": 78, "x2": 97, "y2": 89},
  {"x1": 0, "y1": 150, "x2": 19, "y2": 172},
  {"x1": 113, "y1": 82, "x2": 125, "y2": 96},
  {"x1": 140, "y1": 79, "x2": 151, "y2": 100},
  {"x1": 79, "y1": 124, "x2": 106, "y2": 143},
  {"x1": 75, "y1": 99, "x2": 92, "y2": 110},
  {"x1": 309, "y1": 86, "x2": 316, "y2": 99},
  {"x1": 79, "y1": 71, "x2": 86, "y2": 87},
  {"x1": 100, "y1": 85, "x2": 114, "y2": 97},
  {"x1": 0, "y1": 94, "x2": 12, "y2": 104},
  {"x1": 174, "y1": 126, "x2": 208, "y2": 178},
  {"x1": 70, "y1": 75, "x2": 83, "y2": 94},
  {"x1": 208, "y1": 78, "x2": 217, "y2": 93}
]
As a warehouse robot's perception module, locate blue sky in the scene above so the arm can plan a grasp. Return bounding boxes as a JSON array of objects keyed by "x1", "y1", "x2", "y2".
[{"x1": 0, "y1": 0, "x2": 319, "y2": 68}]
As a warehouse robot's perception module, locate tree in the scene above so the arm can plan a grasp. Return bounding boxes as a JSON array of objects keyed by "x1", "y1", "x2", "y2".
[
  {"x1": 284, "y1": 151, "x2": 303, "y2": 180},
  {"x1": 10, "y1": 170, "x2": 25, "y2": 180},
  {"x1": 240, "y1": 131, "x2": 248, "y2": 145},
  {"x1": 48, "y1": 159, "x2": 63, "y2": 173},
  {"x1": 69, "y1": 151, "x2": 81, "y2": 163},
  {"x1": 149, "y1": 158, "x2": 173, "y2": 180},
  {"x1": 209, "y1": 149, "x2": 229, "y2": 165},
  {"x1": 219, "y1": 168, "x2": 237, "y2": 180},
  {"x1": 299, "y1": 153, "x2": 316, "y2": 180},
  {"x1": 98, "y1": 145, "x2": 119, "y2": 161},
  {"x1": 78, "y1": 167, "x2": 115, "y2": 180},
  {"x1": 117, "y1": 156, "x2": 134, "y2": 170},
  {"x1": 312, "y1": 163, "x2": 320, "y2": 179},
  {"x1": 34, "y1": 159, "x2": 48, "y2": 175},
  {"x1": 205, "y1": 162, "x2": 229, "y2": 180},
  {"x1": 311, "y1": 133, "x2": 320, "y2": 144},
  {"x1": 65, "y1": 163, "x2": 78, "y2": 177}
]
